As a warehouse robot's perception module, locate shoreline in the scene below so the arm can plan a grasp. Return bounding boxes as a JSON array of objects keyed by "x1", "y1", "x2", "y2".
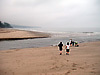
[
  {"x1": 0, "y1": 28, "x2": 50, "y2": 41},
  {"x1": 0, "y1": 41, "x2": 100, "y2": 75},
  {"x1": 0, "y1": 36, "x2": 49, "y2": 41},
  {"x1": 0, "y1": 40, "x2": 100, "y2": 51}
]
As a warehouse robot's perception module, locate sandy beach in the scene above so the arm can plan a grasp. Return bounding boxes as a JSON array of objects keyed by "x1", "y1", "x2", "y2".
[
  {"x1": 0, "y1": 28, "x2": 50, "y2": 40},
  {"x1": 0, "y1": 28, "x2": 100, "y2": 75},
  {"x1": 0, "y1": 41, "x2": 100, "y2": 75}
]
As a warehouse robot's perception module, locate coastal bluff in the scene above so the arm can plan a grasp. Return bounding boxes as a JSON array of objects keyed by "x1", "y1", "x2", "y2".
[{"x1": 0, "y1": 28, "x2": 50, "y2": 40}]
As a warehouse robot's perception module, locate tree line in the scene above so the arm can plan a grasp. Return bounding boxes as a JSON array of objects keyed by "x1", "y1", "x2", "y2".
[{"x1": 0, "y1": 21, "x2": 13, "y2": 28}]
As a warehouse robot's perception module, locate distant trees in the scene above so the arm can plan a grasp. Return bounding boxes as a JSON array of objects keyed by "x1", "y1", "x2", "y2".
[
  {"x1": 0, "y1": 21, "x2": 13, "y2": 28},
  {"x1": 0, "y1": 21, "x2": 4, "y2": 28}
]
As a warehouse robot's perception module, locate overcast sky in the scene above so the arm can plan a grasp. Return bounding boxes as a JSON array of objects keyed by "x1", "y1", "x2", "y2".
[{"x1": 0, "y1": 0, "x2": 100, "y2": 28}]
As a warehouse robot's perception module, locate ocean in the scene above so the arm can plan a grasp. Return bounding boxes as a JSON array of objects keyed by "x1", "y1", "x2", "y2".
[{"x1": 0, "y1": 27, "x2": 100, "y2": 50}]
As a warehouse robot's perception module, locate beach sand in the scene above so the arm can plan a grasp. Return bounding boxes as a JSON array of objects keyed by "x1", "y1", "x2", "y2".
[
  {"x1": 0, "y1": 28, "x2": 50, "y2": 40},
  {"x1": 0, "y1": 41, "x2": 100, "y2": 75}
]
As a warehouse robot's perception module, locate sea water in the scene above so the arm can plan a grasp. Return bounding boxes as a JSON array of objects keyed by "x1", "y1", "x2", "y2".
[{"x1": 0, "y1": 27, "x2": 100, "y2": 50}]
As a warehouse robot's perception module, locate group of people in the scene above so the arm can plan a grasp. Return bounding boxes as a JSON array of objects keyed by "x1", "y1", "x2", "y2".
[
  {"x1": 58, "y1": 39, "x2": 79, "y2": 55},
  {"x1": 70, "y1": 39, "x2": 79, "y2": 47}
]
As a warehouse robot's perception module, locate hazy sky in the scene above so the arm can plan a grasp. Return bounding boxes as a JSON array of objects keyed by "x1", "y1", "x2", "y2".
[{"x1": 0, "y1": 0, "x2": 100, "y2": 28}]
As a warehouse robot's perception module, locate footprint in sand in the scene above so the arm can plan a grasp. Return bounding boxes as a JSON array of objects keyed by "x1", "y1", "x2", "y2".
[
  {"x1": 92, "y1": 68, "x2": 96, "y2": 70},
  {"x1": 65, "y1": 70, "x2": 71, "y2": 75},
  {"x1": 66, "y1": 60, "x2": 69, "y2": 62},
  {"x1": 5, "y1": 72, "x2": 7, "y2": 74},
  {"x1": 79, "y1": 67, "x2": 84, "y2": 69},
  {"x1": 50, "y1": 65, "x2": 59, "y2": 70},
  {"x1": 72, "y1": 68, "x2": 77, "y2": 70},
  {"x1": 72, "y1": 63, "x2": 78, "y2": 67},
  {"x1": 84, "y1": 62, "x2": 87, "y2": 64},
  {"x1": 90, "y1": 71, "x2": 97, "y2": 74}
]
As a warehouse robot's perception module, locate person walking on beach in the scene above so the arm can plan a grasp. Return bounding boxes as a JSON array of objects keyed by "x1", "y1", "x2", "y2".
[
  {"x1": 70, "y1": 39, "x2": 72, "y2": 47},
  {"x1": 72, "y1": 40, "x2": 75, "y2": 46},
  {"x1": 66, "y1": 42, "x2": 70, "y2": 55},
  {"x1": 58, "y1": 42, "x2": 63, "y2": 55}
]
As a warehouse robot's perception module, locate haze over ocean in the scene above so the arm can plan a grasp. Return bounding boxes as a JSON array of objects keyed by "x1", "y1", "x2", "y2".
[{"x1": 14, "y1": 26, "x2": 100, "y2": 32}]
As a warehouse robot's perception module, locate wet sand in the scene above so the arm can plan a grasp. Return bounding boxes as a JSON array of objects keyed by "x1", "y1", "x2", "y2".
[
  {"x1": 0, "y1": 41, "x2": 100, "y2": 75},
  {"x1": 0, "y1": 28, "x2": 50, "y2": 40}
]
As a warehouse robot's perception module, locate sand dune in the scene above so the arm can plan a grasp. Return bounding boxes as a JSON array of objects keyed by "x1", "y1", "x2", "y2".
[{"x1": 0, "y1": 41, "x2": 100, "y2": 75}]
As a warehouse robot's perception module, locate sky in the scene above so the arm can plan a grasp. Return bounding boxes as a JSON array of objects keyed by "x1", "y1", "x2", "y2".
[{"x1": 0, "y1": 0, "x2": 100, "y2": 29}]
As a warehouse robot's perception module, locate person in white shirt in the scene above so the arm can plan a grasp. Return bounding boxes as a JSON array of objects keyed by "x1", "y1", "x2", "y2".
[{"x1": 66, "y1": 42, "x2": 70, "y2": 55}]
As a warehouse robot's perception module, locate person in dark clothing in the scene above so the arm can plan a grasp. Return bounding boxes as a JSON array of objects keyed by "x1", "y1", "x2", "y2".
[
  {"x1": 72, "y1": 41, "x2": 75, "y2": 46},
  {"x1": 58, "y1": 42, "x2": 63, "y2": 55},
  {"x1": 70, "y1": 39, "x2": 72, "y2": 46}
]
